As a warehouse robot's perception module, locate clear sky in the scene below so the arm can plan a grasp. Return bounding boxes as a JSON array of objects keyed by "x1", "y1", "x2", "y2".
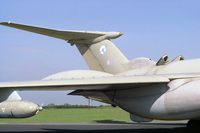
[{"x1": 1, "y1": 0, "x2": 200, "y2": 105}]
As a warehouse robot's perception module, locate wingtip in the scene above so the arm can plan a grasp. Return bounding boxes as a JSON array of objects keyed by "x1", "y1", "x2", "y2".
[{"x1": 119, "y1": 32, "x2": 123, "y2": 36}]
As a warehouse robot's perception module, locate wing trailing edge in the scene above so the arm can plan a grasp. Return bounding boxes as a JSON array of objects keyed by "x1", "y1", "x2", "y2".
[{"x1": 0, "y1": 75, "x2": 169, "y2": 91}]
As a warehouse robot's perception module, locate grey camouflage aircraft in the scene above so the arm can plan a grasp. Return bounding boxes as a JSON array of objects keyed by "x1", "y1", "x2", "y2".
[{"x1": 0, "y1": 22, "x2": 200, "y2": 126}]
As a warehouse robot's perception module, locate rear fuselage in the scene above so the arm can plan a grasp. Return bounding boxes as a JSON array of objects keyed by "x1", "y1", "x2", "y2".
[{"x1": 112, "y1": 58, "x2": 200, "y2": 120}]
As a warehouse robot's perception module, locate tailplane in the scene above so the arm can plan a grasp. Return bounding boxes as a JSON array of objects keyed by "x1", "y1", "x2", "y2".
[{"x1": 0, "y1": 22, "x2": 130, "y2": 74}]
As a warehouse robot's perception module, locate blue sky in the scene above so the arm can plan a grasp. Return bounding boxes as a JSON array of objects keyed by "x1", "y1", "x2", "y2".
[{"x1": 1, "y1": 0, "x2": 200, "y2": 105}]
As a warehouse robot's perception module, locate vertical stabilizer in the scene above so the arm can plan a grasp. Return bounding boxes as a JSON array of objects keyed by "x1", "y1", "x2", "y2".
[
  {"x1": 0, "y1": 22, "x2": 130, "y2": 74},
  {"x1": 76, "y1": 40, "x2": 129, "y2": 74}
]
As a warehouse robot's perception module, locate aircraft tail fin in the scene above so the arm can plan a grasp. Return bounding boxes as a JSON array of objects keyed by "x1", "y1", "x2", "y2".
[
  {"x1": 0, "y1": 22, "x2": 130, "y2": 74},
  {"x1": 75, "y1": 40, "x2": 129, "y2": 74}
]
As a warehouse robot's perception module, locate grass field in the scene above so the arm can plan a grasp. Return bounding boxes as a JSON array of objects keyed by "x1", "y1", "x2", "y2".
[{"x1": 0, "y1": 107, "x2": 131, "y2": 123}]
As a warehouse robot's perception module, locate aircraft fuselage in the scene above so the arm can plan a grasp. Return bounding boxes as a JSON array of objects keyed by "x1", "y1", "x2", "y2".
[{"x1": 113, "y1": 58, "x2": 200, "y2": 121}]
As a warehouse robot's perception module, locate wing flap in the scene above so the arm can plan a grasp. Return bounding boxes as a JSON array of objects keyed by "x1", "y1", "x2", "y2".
[{"x1": 0, "y1": 76, "x2": 169, "y2": 91}]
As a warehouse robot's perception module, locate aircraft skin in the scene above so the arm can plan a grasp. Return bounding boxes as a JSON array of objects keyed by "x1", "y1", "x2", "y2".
[
  {"x1": 0, "y1": 90, "x2": 42, "y2": 118},
  {"x1": 1, "y1": 22, "x2": 200, "y2": 123},
  {"x1": 0, "y1": 100, "x2": 42, "y2": 118}
]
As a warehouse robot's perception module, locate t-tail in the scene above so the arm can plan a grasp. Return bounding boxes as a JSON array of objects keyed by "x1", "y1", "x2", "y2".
[{"x1": 0, "y1": 22, "x2": 130, "y2": 74}]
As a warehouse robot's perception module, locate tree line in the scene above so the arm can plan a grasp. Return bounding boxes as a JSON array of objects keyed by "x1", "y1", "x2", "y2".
[{"x1": 44, "y1": 103, "x2": 110, "y2": 109}]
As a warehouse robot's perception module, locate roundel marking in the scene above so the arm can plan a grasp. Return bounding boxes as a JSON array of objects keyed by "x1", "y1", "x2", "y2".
[{"x1": 100, "y1": 45, "x2": 106, "y2": 55}]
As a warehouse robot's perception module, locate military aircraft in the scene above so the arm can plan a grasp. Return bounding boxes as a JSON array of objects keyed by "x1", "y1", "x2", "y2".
[{"x1": 0, "y1": 22, "x2": 200, "y2": 126}]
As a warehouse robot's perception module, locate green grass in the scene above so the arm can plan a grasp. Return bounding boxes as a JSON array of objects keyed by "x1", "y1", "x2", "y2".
[{"x1": 0, "y1": 107, "x2": 131, "y2": 123}]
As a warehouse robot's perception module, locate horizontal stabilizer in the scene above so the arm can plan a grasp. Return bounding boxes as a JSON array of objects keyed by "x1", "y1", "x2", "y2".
[{"x1": 0, "y1": 22, "x2": 122, "y2": 44}]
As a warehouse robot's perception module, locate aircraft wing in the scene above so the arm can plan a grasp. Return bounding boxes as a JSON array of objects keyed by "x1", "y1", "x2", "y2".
[
  {"x1": 0, "y1": 22, "x2": 121, "y2": 42},
  {"x1": 0, "y1": 76, "x2": 169, "y2": 91}
]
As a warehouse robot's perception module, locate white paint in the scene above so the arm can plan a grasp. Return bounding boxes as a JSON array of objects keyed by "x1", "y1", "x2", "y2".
[
  {"x1": 99, "y1": 45, "x2": 106, "y2": 55},
  {"x1": 106, "y1": 60, "x2": 110, "y2": 65},
  {"x1": 7, "y1": 91, "x2": 22, "y2": 101}
]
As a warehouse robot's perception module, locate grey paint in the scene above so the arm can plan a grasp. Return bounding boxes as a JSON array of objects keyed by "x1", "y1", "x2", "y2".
[{"x1": 0, "y1": 100, "x2": 41, "y2": 118}]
